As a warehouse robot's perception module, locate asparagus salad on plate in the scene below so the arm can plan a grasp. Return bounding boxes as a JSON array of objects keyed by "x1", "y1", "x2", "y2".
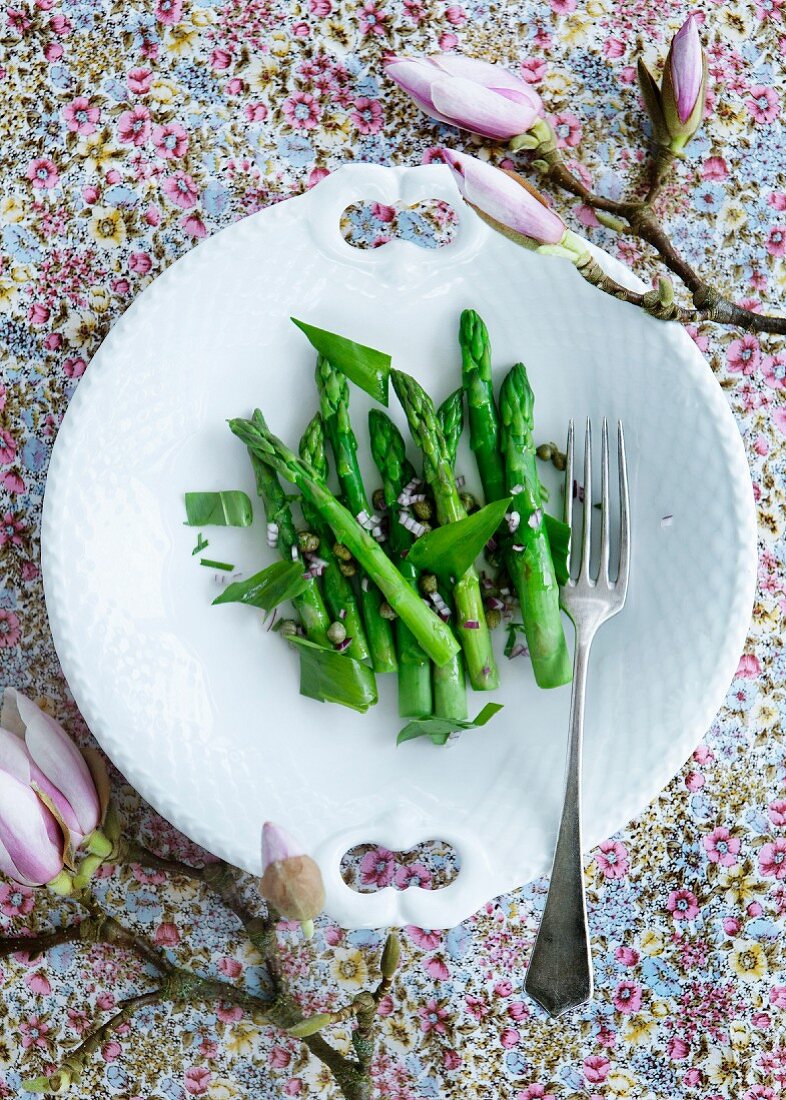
[{"x1": 184, "y1": 310, "x2": 572, "y2": 746}]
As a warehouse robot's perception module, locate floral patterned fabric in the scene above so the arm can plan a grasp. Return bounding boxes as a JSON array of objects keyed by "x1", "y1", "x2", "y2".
[{"x1": 1, "y1": 0, "x2": 785, "y2": 1096}]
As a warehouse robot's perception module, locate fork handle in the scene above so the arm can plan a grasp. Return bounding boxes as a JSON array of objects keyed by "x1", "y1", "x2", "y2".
[{"x1": 524, "y1": 636, "x2": 593, "y2": 1017}]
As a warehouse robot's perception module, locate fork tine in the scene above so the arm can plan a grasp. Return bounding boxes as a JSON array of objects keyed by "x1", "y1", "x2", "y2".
[
  {"x1": 617, "y1": 421, "x2": 630, "y2": 596},
  {"x1": 564, "y1": 420, "x2": 574, "y2": 531},
  {"x1": 599, "y1": 418, "x2": 610, "y2": 584},
  {"x1": 580, "y1": 417, "x2": 592, "y2": 579}
]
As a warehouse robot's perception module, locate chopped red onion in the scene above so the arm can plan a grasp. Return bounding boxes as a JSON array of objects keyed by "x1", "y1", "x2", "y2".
[
  {"x1": 463, "y1": 619, "x2": 480, "y2": 629},
  {"x1": 290, "y1": 545, "x2": 299, "y2": 561},
  {"x1": 486, "y1": 596, "x2": 505, "y2": 611},
  {"x1": 335, "y1": 637, "x2": 352, "y2": 652},
  {"x1": 528, "y1": 508, "x2": 542, "y2": 530},
  {"x1": 266, "y1": 521, "x2": 279, "y2": 549},
  {"x1": 455, "y1": 474, "x2": 465, "y2": 489},
  {"x1": 508, "y1": 643, "x2": 529, "y2": 659},
  {"x1": 506, "y1": 510, "x2": 521, "y2": 534}
]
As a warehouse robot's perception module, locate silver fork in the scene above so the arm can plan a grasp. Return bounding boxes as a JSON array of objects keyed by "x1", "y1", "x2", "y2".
[{"x1": 524, "y1": 418, "x2": 630, "y2": 1018}]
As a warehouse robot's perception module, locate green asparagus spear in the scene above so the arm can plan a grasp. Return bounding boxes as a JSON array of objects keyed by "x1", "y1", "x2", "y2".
[
  {"x1": 368, "y1": 409, "x2": 432, "y2": 718},
  {"x1": 298, "y1": 415, "x2": 371, "y2": 666},
  {"x1": 315, "y1": 355, "x2": 397, "y2": 674},
  {"x1": 460, "y1": 310, "x2": 506, "y2": 504},
  {"x1": 246, "y1": 411, "x2": 331, "y2": 646},
  {"x1": 498, "y1": 364, "x2": 571, "y2": 689},
  {"x1": 229, "y1": 414, "x2": 461, "y2": 669},
  {"x1": 437, "y1": 387, "x2": 464, "y2": 470},
  {"x1": 391, "y1": 370, "x2": 498, "y2": 691}
]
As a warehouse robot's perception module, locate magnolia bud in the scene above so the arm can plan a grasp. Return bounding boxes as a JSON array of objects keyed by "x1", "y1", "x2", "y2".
[
  {"x1": 288, "y1": 1012, "x2": 334, "y2": 1037},
  {"x1": 259, "y1": 821, "x2": 325, "y2": 923}
]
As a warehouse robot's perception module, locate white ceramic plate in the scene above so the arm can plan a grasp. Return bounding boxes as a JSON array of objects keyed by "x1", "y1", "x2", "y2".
[{"x1": 42, "y1": 164, "x2": 756, "y2": 929}]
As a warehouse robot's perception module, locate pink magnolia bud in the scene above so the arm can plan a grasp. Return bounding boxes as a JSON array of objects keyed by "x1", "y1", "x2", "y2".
[
  {"x1": 442, "y1": 148, "x2": 566, "y2": 247},
  {"x1": 0, "y1": 769, "x2": 64, "y2": 886},
  {"x1": 638, "y1": 16, "x2": 707, "y2": 154},
  {"x1": 385, "y1": 54, "x2": 543, "y2": 141},
  {"x1": 0, "y1": 690, "x2": 106, "y2": 851},
  {"x1": 259, "y1": 822, "x2": 325, "y2": 923}
]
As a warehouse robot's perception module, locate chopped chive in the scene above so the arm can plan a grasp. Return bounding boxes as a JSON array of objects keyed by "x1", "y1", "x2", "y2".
[
  {"x1": 201, "y1": 559, "x2": 235, "y2": 571},
  {"x1": 192, "y1": 532, "x2": 209, "y2": 556}
]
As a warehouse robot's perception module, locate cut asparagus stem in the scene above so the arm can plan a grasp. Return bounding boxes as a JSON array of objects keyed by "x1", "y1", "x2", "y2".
[
  {"x1": 230, "y1": 414, "x2": 461, "y2": 668},
  {"x1": 368, "y1": 409, "x2": 433, "y2": 718},
  {"x1": 247, "y1": 410, "x2": 331, "y2": 646},
  {"x1": 298, "y1": 414, "x2": 372, "y2": 666},
  {"x1": 498, "y1": 365, "x2": 572, "y2": 689},
  {"x1": 315, "y1": 355, "x2": 397, "y2": 674},
  {"x1": 460, "y1": 309, "x2": 506, "y2": 504},
  {"x1": 431, "y1": 583, "x2": 467, "y2": 723},
  {"x1": 391, "y1": 369, "x2": 499, "y2": 691}
]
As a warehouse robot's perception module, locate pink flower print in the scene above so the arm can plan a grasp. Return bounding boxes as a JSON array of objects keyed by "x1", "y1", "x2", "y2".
[
  {"x1": 771, "y1": 985, "x2": 786, "y2": 1008},
  {"x1": 425, "y1": 955, "x2": 449, "y2": 979},
  {"x1": 517, "y1": 1088, "x2": 556, "y2": 1100},
  {"x1": 613, "y1": 980, "x2": 642, "y2": 1014},
  {"x1": 0, "y1": 882, "x2": 34, "y2": 916},
  {"x1": 495, "y1": 979, "x2": 513, "y2": 997},
  {"x1": 759, "y1": 838, "x2": 786, "y2": 878},
  {"x1": 163, "y1": 171, "x2": 199, "y2": 210},
  {"x1": 128, "y1": 67, "x2": 152, "y2": 94},
  {"x1": 767, "y1": 226, "x2": 786, "y2": 256},
  {"x1": 118, "y1": 105, "x2": 151, "y2": 146},
  {"x1": 520, "y1": 58, "x2": 547, "y2": 84},
  {"x1": 311, "y1": 0, "x2": 332, "y2": 12},
  {"x1": 245, "y1": 102, "x2": 268, "y2": 122},
  {"x1": 129, "y1": 251, "x2": 152, "y2": 275},
  {"x1": 283, "y1": 91, "x2": 322, "y2": 130},
  {"x1": 216, "y1": 1002, "x2": 242, "y2": 1023},
  {"x1": 615, "y1": 946, "x2": 639, "y2": 966},
  {"x1": 702, "y1": 156, "x2": 728, "y2": 180},
  {"x1": 184, "y1": 1067, "x2": 211, "y2": 1095},
  {"x1": 217, "y1": 956, "x2": 243, "y2": 978},
  {"x1": 8, "y1": 8, "x2": 32, "y2": 32},
  {"x1": 0, "y1": 511, "x2": 25, "y2": 546},
  {"x1": 182, "y1": 213, "x2": 207, "y2": 238},
  {"x1": 102, "y1": 1040, "x2": 122, "y2": 1062},
  {"x1": 501, "y1": 1027, "x2": 520, "y2": 1048},
  {"x1": 418, "y1": 998, "x2": 449, "y2": 1034},
  {"x1": 359, "y1": 0, "x2": 388, "y2": 36},
  {"x1": 726, "y1": 334, "x2": 760, "y2": 375},
  {"x1": 763, "y1": 354, "x2": 786, "y2": 389},
  {"x1": 63, "y1": 357, "x2": 86, "y2": 378},
  {"x1": 67, "y1": 1007, "x2": 91, "y2": 1033},
  {"x1": 768, "y1": 800, "x2": 786, "y2": 826},
  {"x1": 507, "y1": 1001, "x2": 528, "y2": 1021},
  {"x1": 583, "y1": 1055, "x2": 610, "y2": 1083},
  {"x1": 445, "y1": 4, "x2": 466, "y2": 23},
  {"x1": 394, "y1": 862, "x2": 432, "y2": 889},
  {"x1": 667, "y1": 888, "x2": 699, "y2": 920},
  {"x1": 746, "y1": 1089, "x2": 778, "y2": 1100},
  {"x1": 211, "y1": 48, "x2": 232, "y2": 70},
  {"x1": 443, "y1": 1048, "x2": 461, "y2": 1070},
  {"x1": 152, "y1": 122, "x2": 188, "y2": 159},
  {"x1": 439, "y1": 31, "x2": 458, "y2": 49},
  {"x1": 269, "y1": 1047, "x2": 291, "y2": 1068},
  {"x1": 747, "y1": 85, "x2": 780, "y2": 123},
  {"x1": 405, "y1": 924, "x2": 440, "y2": 949},
  {"x1": 549, "y1": 0, "x2": 577, "y2": 12},
  {"x1": 551, "y1": 111, "x2": 582, "y2": 148},
  {"x1": 283, "y1": 1081, "x2": 302, "y2": 1097},
  {"x1": 0, "y1": 430, "x2": 17, "y2": 465},
  {"x1": 756, "y1": 0, "x2": 783, "y2": 20},
  {"x1": 62, "y1": 96, "x2": 99, "y2": 135},
  {"x1": 3, "y1": 472, "x2": 25, "y2": 494},
  {"x1": 736, "y1": 653, "x2": 762, "y2": 677},
  {"x1": 360, "y1": 846, "x2": 395, "y2": 888},
  {"x1": 155, "y1": 0, "x2": 183, "y2": 24},
  {"x1": 23, "y1": 970, "x2": 48, "y2": 996},
  {"x1": 703, "y1": 827, "x2": 740, "y2": 867},
  {"x1": 352, "y1": 97, "x2": 384, "y2": 134},
  {"x1": 154, "y1": 922, "x2": 180, "y2": 946},
  {"x1": 668, "y1": 1037, "x2": 689, "y2": 1060},
  {"x1": 27, "y1": 156, "x2": 59, "y2": 189},
  {"x1": 0, "y1": 608, "x2": 20, "y2": 647},
  {"x1": 596, "y1": 839, "x2": 629, "y2": 879},
  {"x1": 772, "y1": 406, "x2": 786, "y2": 436},
  {"x1": 604, "y1": 36, "x2": 625, "y2": 58},
  {"x1": 20, "y1": 1016, "x2": 50, "y2": 1051}
]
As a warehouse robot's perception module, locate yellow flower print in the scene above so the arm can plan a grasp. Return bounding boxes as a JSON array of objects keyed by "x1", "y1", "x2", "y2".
[
  {"x1": 718, "y1": 4, "x2": 753, "y2": 40},
  {"x1": 704, "y1": 1046, "x2": 740, "y2": 1087},
  {"x1": 719, "y1": 863, "x2": 761, "y2": 907},
  {"x1": 245, "y1": 57, "x2": 279, "y2": 95},
  {"x1": 585, "y1": 0, "x2": 610, "y2": 14},
  {"x1": 208, "y1": 1080, "x2": 239, "y2": 1100},
  {"x1": 729, "y1": 1020, "x2": 751, "y2": 1049},
  {"x1": 622, "y1": 1014, "x2": 658, "y2": 1045},
  {"x1": 640, "y1": 930, "x2": 664, "y2": 956},
  {"x1": 88, "y1": 287, "x2": 111, "y2": 313},
  {"x1": 224, "y1": 1021, "x2": 258, "y2": 1057},
  {"x1": 607, "y1": 1069, "x2": 637, "y2": 1097},
  {"x1": 330, "y1": 948, "x2": 368, "y2": 987},
  {"x1": 542, "y1": 70, "x2": 572, "y2": 100},
  {"x1": 77, "y1": 131, "x2": 122, "y2": 175},
  {"x1": 88, "y1": 207, "x2": 126, "y2": 250},
  {"x1": 730, "y1": 939, "x2": 767, "y2": 982},
  {"x1": 0, "y1": 196, "x2": 24, "y2": 224},
  {"x1": 11, "y1": 264, "x2": 30, "y2": 284},
  {"x1": 0, "y1": 278, "x2": 19, "y2": 313},
  {"x1": 270, "y1": 31, "x2": 290, "y2": 57},
  {"x1": 63, "y1": 310, "x2": 98, "y2": 347},
  {"x1": 719, "y1": 199, "x2": 748, "y2": 232},
  {"x1": 562, "y1": 17, "x2": 593, "y2": 47},
  {"x1": 150, "y1": 79, "x2": 180, "y2": 104},
  {"x1": 166, "y1": 22, "x2": 200, "y2": 58},
  {"x1": 190, "y1": 6, "x2": 216, "y2": 26}
]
